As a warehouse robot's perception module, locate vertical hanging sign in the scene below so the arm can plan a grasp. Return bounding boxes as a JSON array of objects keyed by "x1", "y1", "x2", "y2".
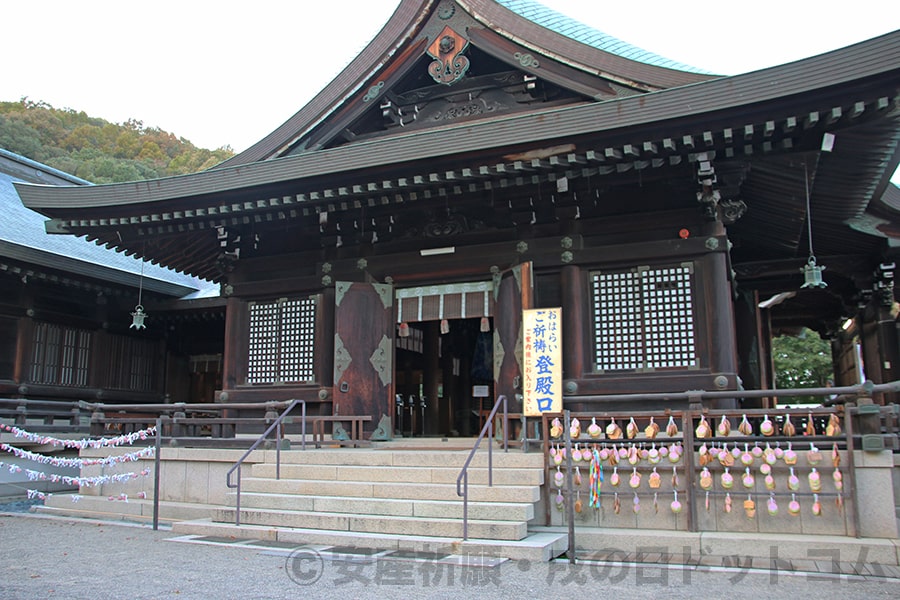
[{"x1": 523, "y1": 307, "x2": 562, "y2": 416}]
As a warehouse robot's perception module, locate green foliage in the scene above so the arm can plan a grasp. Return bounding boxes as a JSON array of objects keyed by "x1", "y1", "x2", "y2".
[
  {"x1": 772, "y1": 327, "x2": 834, "y2": 405},
  {"x1": 0, "y1": 98, "x2": 234, "y2": 183}
]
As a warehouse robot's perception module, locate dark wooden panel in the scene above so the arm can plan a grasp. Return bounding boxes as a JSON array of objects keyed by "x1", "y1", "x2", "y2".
[
  {"x1": 333, "y1": 282, "x2": 393, "y2": 430},
  {"x1": 493, "y1": 262, "x2": 533, "y2": 411}
]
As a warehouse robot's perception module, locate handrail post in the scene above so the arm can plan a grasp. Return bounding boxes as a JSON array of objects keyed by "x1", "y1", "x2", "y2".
[
  {"x1": 564, "y1": 409, "x2": 575, "y2": 564},
  {"x1": 226, "y1": 399, "x2": 306, "y2": 528},
  {"x1": 235, "y1": 465, "x2": 241, "y2": 526},
  {"x1": 488, "y1": 417, "x2": 493, "y2": 487},
  {"x1": 276, "y1": 420, "x2": 282, "y2": 480},
  {"x1": 462, "y1": 471, "x2": 469, "y2": 540},
  {"x1": 152, "y1": 417, "x2": 161, "y2": 531},
  {"x1": 456, "y1": 394, "x2": 507, "y2": 541}
]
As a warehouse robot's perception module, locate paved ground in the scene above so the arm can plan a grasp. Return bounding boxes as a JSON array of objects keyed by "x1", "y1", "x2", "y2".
[{"x1": 2, "y1": 511, "x2": 899, "y2": 599}]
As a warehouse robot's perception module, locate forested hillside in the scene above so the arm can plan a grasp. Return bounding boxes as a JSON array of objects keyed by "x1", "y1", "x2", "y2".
[{"x1": 0, "y1": 98, "x2": 234, "y2": 183}]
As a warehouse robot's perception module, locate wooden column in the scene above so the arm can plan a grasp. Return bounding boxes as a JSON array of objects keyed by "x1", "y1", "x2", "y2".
[
  {"x1": 706, "y1": 251, "x2": 739, "y2": 408},
  {"x1": 560, "y1": 265, "x2": 586, "y2": 381},
  {"x1": 13, "y1": 316, "x2": 32, "y2": 387},
  {"x1": 221, "y1": 296, "x2": 246, "y2": 392},
  {"x1": 734, "y1": 289, "x2": 767, "y2": 407},
  {"x1": 423, "y1": 321, "x2": 440, "y2": 435}
]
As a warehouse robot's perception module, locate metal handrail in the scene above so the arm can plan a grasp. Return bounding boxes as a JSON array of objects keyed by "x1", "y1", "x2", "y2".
[
  {"x1": 225, "y1": 399, "x2": 306, "y2": 526},
  {"x1": 456, "y1": 394, "x2": 508, "y2": 540}
]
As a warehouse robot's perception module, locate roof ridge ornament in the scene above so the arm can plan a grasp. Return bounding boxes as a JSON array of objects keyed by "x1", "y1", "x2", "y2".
[{"x1": 427, "y1": 25, "x2": 470, "y2": 85}]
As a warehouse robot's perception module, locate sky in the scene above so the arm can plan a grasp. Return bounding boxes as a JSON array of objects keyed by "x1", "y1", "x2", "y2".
[{"x1": 2, "y1": 0, "x2": 899, "y2": 181}]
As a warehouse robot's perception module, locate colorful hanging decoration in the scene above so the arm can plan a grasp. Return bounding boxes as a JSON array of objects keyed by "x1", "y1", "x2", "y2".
[
  {"x1": 625, "y1": 417, "x2": 638, "y2": 440},
  {"x1": 744, "y1": 495, "x2": 756, "y2": 519},
  {"x1": 550, "y1": 418, "x2": 562, "y2": 439},
  {"x1": 648, "y1": 467, "x2": 661, "y2": 489},
  {"x1": 717, "y1": 415, "x2": 731, "y2": 437},
  {"x1": 0, "y1": 423, "x2": 156, "y2": 449},
  {"x1": 1, "y1": 443, "x2": 154, "y2": 468},
  {"x1": 570, "y1": 417, "x2": 581, "y2": 439},
  {"x1": 826, "y1": 413, "x2": 842, "y2": 436},
  {"x1": 787, "y1": 467, "x2": 800, "y2": 491},
  {"x1": 782, "y1": 414, "x2": 796, "y2": 437},
  {"x1": 665, "y1": 415, "x2": 678, "y2": 437},
  {"x1": 807, "y1": 443, "x2": 823, "y2": 466},
  {"x1": 738, "y1": 414, "x2": 753, "y2": 436},
  {"x1": 808, "y1": 468, "x2": 822, "y2": 492},
  {"x1": 644, "y1": 417, "x2": 659, "y2": 439},
  {"x1": 589, "y1": 449, "x2": 603, "y2": 508},
  {"x1": 0, "y1": 461, "x2": 151, "y2": 489},
  {"x1": 695, "y1": 415, "x2": 712, "y2": 438},
  {"x1": 767, "y1": 494, "x2": 778, "y2": 516},
  {"x1": 606, "y1": 418, "x2": 622, "y2": 440},
  {"x1": 788, "y1": 494, "x2": 801, "y2": 516},
  {"x1": 759, "y1": 414, "x2": 775, "y2": 436}
]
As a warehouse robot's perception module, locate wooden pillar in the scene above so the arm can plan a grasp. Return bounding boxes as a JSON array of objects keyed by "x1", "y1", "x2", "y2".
[
  {"x1": 860, "y1": 304, "x2": 900, "y2": 404},
  {"x1": 423, "y1": 321, "x2": 440, "y2": 435},
  {"x1": 706, "y1": 251, "x2": 739, "y2": 408},
  {"x1": 734, "y1": 289, "x2": 769, "y2": 407},
  {"x1": 221, "y1": 296, "x2": 246, "y2": 392},
  {"x1": 560, "y1": 265, "x2": 586, "y2": 381},
  {"x1": 13, "y1": 316, "x2": 33, "y2": 387}
]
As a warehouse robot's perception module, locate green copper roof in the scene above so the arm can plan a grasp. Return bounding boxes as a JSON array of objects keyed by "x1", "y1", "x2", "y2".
[{"x1": 497, "y1": 0, "x2": 711, "y2": 74}]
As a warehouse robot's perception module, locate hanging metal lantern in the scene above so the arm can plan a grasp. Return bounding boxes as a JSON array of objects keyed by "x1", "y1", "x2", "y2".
[
  {"x1": 801, "y1": 256, "x2": 827, "y2": 289},
  {"x1": 130, "y1": 305, "x2": 148, "y2": 329}
]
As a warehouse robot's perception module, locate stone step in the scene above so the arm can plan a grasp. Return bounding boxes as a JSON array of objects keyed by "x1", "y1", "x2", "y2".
[
  {"x1": 171, "y1": 519, "x2": 568, "y2": 562},
  {"x1": 213, "y1": 507, "x2": 528, "y2": 540},
  {"x1": 240, "y1": 477, "x2": 541, "y2": 503},
  {"x1": 270, "y1": 448, "x2": 544, "y2": 469},
  {"x1": 228, "y1": 491, "x2": 535, "y2": 521},
  {"x1": 37, "y1": 493, "x2": 216, "y2": 524},
  {"x1": 250, "y1": 463, "x2": 544, "y2": 485}
]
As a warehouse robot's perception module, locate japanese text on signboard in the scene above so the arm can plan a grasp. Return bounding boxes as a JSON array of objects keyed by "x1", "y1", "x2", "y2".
[{"x1": 523, "y1": 308, "x2": 562, "y2": 416}]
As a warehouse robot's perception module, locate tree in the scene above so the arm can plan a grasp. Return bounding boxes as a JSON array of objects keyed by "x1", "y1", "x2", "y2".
[
  {"x1": 772, "y1": 327, "x2": 834, "y2": 405},
  {"x1": 0, "y1": 99, "x2": 234, "y2": 182}
]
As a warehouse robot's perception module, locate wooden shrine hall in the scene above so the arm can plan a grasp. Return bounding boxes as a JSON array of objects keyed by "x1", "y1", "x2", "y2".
[{"x1": 16, "y1": 0, "x2": 900, "y2": 437}]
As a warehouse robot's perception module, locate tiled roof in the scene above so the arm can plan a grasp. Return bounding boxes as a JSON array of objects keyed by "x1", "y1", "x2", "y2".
[
  {"x1": 497, "y1": 0, "x2": 711, "y2": 73},
  {"x1": 0, "y1": 149, "x2": 210, "y2": 297}
]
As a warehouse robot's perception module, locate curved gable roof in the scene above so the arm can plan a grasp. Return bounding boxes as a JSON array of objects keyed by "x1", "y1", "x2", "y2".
[
  {"x1": 494, "y1": 0, "x2": 710, "y2": 74},
  {"x1": 221, "y1": 0, "x2": 715, "y2": 168}
]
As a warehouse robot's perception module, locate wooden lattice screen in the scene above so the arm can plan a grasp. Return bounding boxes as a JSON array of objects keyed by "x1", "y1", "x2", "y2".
[
  {"x1": 29, "y1": 322, "x2": 91, "y2": 386},
  {"x1": 247, "y1": 296, "x2": 316, "y2": 384},
  {"x1": 592, "y1": 264, "x2": 697, "y2": 372}
]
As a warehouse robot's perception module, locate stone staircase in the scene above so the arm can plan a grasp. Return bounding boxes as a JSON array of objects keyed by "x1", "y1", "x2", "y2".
[{"x1": 171, "y1": 445, "x2": 566, "y2": 561}]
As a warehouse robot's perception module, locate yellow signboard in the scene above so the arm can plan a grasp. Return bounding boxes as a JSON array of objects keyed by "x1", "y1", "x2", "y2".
[{"x1": 522, "y1": 307, "x2": 562, "y2": 416}]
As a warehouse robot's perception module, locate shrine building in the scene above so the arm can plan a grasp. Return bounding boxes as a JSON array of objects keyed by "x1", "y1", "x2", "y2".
[{"x1": 13, "y1": 0, "x2": 900, "y2": 437}]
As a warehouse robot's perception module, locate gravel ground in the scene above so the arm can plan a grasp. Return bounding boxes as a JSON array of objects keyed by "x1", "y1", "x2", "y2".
[{"x1": 1, "y1": 512, "x2": 899, "y2": 600}]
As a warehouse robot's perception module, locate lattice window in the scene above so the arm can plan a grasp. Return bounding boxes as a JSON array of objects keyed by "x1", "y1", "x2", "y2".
[
  {"x1": 247, "y1": 296, "x2": 316, "y2": 384},
  {"x1": 29, "y1": 322, "x2": 91, "y2": 386},
  {"x1": 592, "y1": 264, "x2": 697, "y2": 372}
]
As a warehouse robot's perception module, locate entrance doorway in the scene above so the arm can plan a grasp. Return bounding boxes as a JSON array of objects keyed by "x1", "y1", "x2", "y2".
[{"x1": 394, "y1": 317, "x2": 493, "y2": 437}]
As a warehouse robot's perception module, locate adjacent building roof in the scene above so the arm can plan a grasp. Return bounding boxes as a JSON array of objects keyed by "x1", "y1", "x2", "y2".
[{"x1": 0, "y1": 149, "x2": 208, "y2": 297}]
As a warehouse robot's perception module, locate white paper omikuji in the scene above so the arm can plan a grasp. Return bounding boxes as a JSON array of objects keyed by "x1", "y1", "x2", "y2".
[
  {"x1": 0, "y1": 423, "x2": 157, "y2": 449},
  {"x1": 2, "y1": 442, "x2": 155, "y2": 468}
]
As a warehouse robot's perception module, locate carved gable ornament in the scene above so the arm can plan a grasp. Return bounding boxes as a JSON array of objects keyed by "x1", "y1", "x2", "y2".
[{"x1": 427, "y1": 25, "x2": 470, "y2": 85}]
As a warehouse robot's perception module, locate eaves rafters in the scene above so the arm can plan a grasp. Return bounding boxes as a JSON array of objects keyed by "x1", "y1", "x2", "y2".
[{"x1": 41, "y1": 93, "x2": 896, "y2": 238}]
